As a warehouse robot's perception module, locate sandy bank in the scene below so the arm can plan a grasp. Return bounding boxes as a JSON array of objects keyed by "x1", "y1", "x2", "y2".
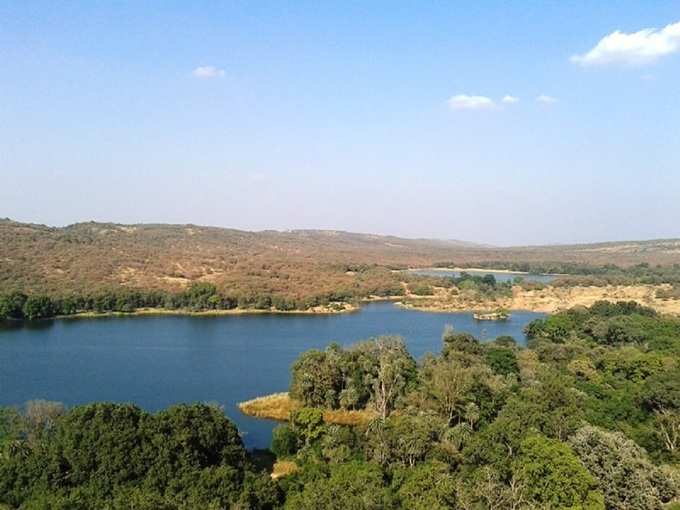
[
  {"x1": 398, "y1": 284, "x2": 680, "y2": 315},
  {"x1": 58, "y1": 302, "x2": 360, "y2": 320}
]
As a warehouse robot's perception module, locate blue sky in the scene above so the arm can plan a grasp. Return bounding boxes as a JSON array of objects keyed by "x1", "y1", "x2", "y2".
[{"x1": 1, "y1": 1, "x2": 679, "y2": 245}]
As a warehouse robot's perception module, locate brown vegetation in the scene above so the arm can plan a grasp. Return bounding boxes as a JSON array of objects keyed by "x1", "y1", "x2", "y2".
[
  {"x1": 238, "y1": 393, "x2": 376, "y2": 426},
  {"x1": 400, "y1": 284, "x2": 680, "y2": 315},
  {"x1": 271, "y1": 460, "x2": 298, "y2": 480},
  {"x1": 2, "y1": 219, "x2": 680, "y2": 304}
]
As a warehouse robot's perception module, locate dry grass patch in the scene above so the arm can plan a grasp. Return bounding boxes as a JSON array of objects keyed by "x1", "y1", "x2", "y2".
[
  {"x1": 239, "y1": 392, "x2": 377, "y2": 426},
  {"x1": 239, "y1": 393, "x2": 300, "y2": 421},
  {"x1": 399, "y1": 284, "x2": 680, "y2": 316},
  {"x1": 323, "y1": 408, "x2": 376, "y2": 426},
  {"x1": 271, "y1": 460, "x2": 298, "y2": 479}
]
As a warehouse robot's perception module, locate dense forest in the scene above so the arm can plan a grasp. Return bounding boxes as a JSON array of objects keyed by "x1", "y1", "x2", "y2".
[
  {"x1": 0, "y1": 403, "x2": 280, "y2": 509},
  {"x1": 2, "y1": 301, "x2": 680, "y2": 508}
]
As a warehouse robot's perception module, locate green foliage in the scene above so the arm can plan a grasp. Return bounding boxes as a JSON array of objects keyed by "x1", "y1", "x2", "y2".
[
  {"x1": 525, "y1": 313, "x2": 580, "y2": 343},
  {"x1": 0, "y1": 291, "x2": 27, "y2": 320},
  {"x1": 0, "y1": 407, "x2": 20, "y2": 448},
  {"x1": 391, "y1": 461, "x2": 457, "y2": 510},
  {"x1": 364, "y1": 412, "x2": 446, "y2": 467},
  {"x1": 641, "y1": 367, "x2": 680, "y2": 411},
  {"x1": 271, "y1": 424, "x2": 299, "y2": 458},
  {"x1": 0, "y1": 403, "x2": 279, "y2": 510},
  {"x1": 22, "y1": 296, "x2": 56, "y2": 320},
  {"x1": 485, "y1": 346, "x2": 519, "y2": 376},
  {"x1": 289, "y1": 337, "x2": 416, "y2": 417},
  {"x1": 289, "y1": 347, "x2": 345, "y2": 408},
  {"x1": 290, "y1": 408, "x2": 325, "y2": 447},
  {"x1": 408, "y1": 283, "x2": 434, "y2": 296},
  {"x1": 319, "y1": 425, "x2": 357, "y2": 464},
  {"x1": 513, "y1": 434, "x2": 603, "y2": 509},
  {"x1": 569, "y1": 426, "x2": 678, "y2": 509},
  {"x1": 447, "y1": 260, "x2": 680, "y2": 287},
  {"x1": 283, "y1": 461, "x2": 393, "y2": 510},
  {"x1": 442, "y1": 325, "x2": 483, "y2": 357}
]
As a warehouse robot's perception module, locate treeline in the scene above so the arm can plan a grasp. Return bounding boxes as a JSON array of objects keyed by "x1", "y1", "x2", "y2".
[
  {"x1": 407, "y1": 271, "x2": 515, "y2": 299},
  {"x1": 435, "y1": 260, "x2": 680, "y2": 288},
  {"x1": 0, "y1": 280, "x2": 406, "y2": 321},
  {"x1": 0, "y1": 402, "x2": 280, "y2": 509},
  {"x1": 268, "y1": 301, "x2": 680, "y2": 509}
]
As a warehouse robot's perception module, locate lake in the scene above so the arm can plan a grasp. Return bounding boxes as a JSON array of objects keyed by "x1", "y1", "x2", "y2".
[
  {"x1": 0, "y1": 302, "x2": 544, "y2": 449},
  {"x1": 408, "y1": 268, "x2": 556, "y2": 284}
]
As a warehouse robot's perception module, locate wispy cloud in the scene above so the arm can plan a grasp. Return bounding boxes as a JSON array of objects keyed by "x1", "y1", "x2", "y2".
[
  {"x1": 536, "y1": 94, "x2": 557, "y2": 104},
  {"x1": 571, "y1": 21, "x2": 680, "y2": 66},
  {"x1": 501, "y1": 95, "x2": 519, "y2": 104},
  {"x1": 447, "y1": 94, "x2": 496, "y2": 110},
  {"x1": 192, "y1": 65, "x2": 225, "y2": 79}
]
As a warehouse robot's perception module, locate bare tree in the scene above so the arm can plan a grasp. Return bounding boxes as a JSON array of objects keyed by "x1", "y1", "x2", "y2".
[{"x1": 655, "y1": 408, "x2": 680, "y2": 453}]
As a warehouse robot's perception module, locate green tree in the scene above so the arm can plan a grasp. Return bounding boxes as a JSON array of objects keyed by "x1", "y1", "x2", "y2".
[
  {"x1": 364, "y1": 412, "x2": 445, "y2": 467},
  {"x1": 392, "y1": 461, "x2": 457, "y2": 510},
  {"x1": 371, "y1": 337, "x2": 416, "y2": 419},
  {"x1": 513, "y1": 434, "x2": 603, "y2": 509},
  {"x1": 289, "y1": 347, "x2": 344, "y2": 408},
  {"x1": 569, "y1": 425, "x2": 678, "y2": 509},
  {"x1": 290, "y1": 408, "x2": 325, "y2": 447},
  {"x1": 485, "y1": 347, "x2": 520, "y2": 376},
  {"x1": 271, "y1": 424, "x2": 299, "y2": 458},
  {"x1": 0, "y1": 291, "x2": 27, "y2": 320},
  {"x1": 283, "y1": 461, "x2": 393, "y2": 510}
]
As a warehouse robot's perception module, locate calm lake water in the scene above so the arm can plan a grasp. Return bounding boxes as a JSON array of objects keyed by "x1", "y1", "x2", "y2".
[
  {"x1": 0, "y1": 302, "x2": 544, "y2": 449},
  {"x1": 409, "y1": 268, "x2": 556, "y2": 284}
]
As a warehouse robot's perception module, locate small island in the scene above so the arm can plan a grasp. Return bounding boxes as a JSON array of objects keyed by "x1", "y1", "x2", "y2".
[{"x1": 473, "y1": 308, "x2": 510, "y2": 320}]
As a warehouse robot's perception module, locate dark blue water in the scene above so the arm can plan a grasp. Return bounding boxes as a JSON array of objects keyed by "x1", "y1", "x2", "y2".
[
  {"x1": 0, "y1": 303, "x2": 543, "y2": 449},
  {"x1": 409, "y1": 268, "x2": 556, "y2": 284}
]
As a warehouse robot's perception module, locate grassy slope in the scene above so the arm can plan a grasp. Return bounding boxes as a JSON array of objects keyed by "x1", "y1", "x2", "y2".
[{"x1": 1, "y1": 219, "x2": 679, "y2": 298}]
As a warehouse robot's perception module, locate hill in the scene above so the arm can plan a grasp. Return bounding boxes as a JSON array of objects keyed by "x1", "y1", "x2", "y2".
[{"x1": 1, "y1": 219, "x2": 680, "y2": 300}]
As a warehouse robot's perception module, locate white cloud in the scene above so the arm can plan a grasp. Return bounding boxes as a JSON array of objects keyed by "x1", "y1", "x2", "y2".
[
  {"x1": 571, "y1": 21, "x2": 680, "y2": 66},
  {"x1": 501, "y1": 95, "x2": 519, "y2": 104},
  {"x1": 447, "y1": 94, "x2": 496, "y2": 110},
  {"x1": 536, "y1": 94, "x2": 557, "y2": 104},
  {"x1": 192, "y1": 65, "x2": 225, "y2": 79}
]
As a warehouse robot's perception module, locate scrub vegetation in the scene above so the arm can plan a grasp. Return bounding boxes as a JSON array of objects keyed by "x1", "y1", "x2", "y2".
[{"x1": 3, "y1": 220, "x2": 680, "y2": 322}]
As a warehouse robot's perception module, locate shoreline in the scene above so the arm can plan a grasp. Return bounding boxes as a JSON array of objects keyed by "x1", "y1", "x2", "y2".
[
  {"x1": 58, "y1": 303, "x2": 361, "y2": 320},
  {"x1": 4, "y1": 285, "x2": 679, "y2": 325},
  {"x1": 1, "y1": 297, "x2": 401, "y2": 324},
  {"x1": 407, "y1": 267, "x2": 563, "y2": 276},
  {"x1": 393, "y1": 301, "x2": 539, "y2": 314},
  {"x1": 397, "y1": 284, "x2": 680, "y2": 316}
]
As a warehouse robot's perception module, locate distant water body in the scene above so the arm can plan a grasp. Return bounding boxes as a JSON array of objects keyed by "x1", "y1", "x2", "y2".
[
  {"x1": 0, "y1": 302, "x2": 544, "y2": 449},
  {"x1": 409, "y1": 268, "x2": 556, "y2": 284}
]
